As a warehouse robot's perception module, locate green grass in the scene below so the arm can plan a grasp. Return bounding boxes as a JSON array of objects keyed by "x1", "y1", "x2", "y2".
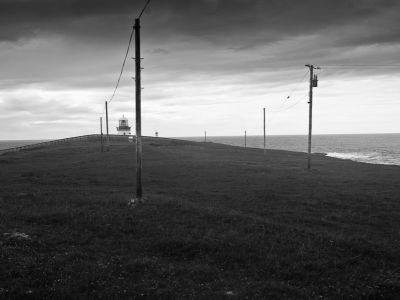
[{"x1": 1, "y1": 137, "x2": 400, "y2": 299}]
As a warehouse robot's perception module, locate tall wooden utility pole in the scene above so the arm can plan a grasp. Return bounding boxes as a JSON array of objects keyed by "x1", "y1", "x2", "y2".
[
  {"x1": 305, "y1": 64, "x2": 319, "y2": 169},
  {"x1": 204, "y1": 131, "x2": 207, "y2": 142},
  {"x1": 135, "y1": 18, "x2": 143, "y2": 200},
  {"x1": 100, "y1": 117, "x2": 104, "y2": 152},
  {"x1": 131, "y1": 0, "x2": 151, "y2": 202},
  {"x1": 105, "y1": 101, "x2": 110, "y2": 151},
  {"x1": 263, "y1": 108, "x2": 266, "y2": 155},
  {"x1": 245, "y1": 130, "x2": 247, "y2": 148}
]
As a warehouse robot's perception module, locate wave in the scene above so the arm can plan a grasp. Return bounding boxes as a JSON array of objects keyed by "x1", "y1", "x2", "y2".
[{"x1": 326, "y1": 152, "x2": 400, "y2": 166}]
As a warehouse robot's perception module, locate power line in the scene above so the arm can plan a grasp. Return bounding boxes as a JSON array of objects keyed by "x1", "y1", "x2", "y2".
[
  {"x1": 279, "y1": 96, "x2": 307, "y2": 112},
  {"x1": 108, "y1": 29, "x2": 134, "y2": 104},
  {"x1": 270, "y1": 94, "x2": 308, "y2": 113},
  {"x1": 108, "y1": 0, "x2": 151, "y2": 104},
  {"x1": 268, "y1": 71, "x2": 309, "y2": 115},
  {"x1": 138, "y1": 0, "x2": 151, "y2": 18},
  {"x1": 320, "y1": 64, "x2": 400, "y2": 68},
  {"x1": 284, "y1": 70, "x2": 309, "y2": 103}
]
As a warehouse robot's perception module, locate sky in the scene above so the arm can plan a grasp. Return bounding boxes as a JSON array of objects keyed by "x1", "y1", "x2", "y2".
[{"x1": 0, "y1": 0, "x2": 400, "y2": 139}]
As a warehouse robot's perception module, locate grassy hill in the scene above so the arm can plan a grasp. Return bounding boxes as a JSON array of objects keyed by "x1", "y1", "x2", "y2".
[{"x1": 1, "y1": 137, "x2": 400, "y2": 299}]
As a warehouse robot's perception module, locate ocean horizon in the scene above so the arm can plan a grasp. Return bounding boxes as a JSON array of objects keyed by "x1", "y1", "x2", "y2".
[
  {"x1": 1, "y1": 133, "x2": 399, "y2": 166},
  {"x1": 181, "y1": 133, "x2": 400, "y2": 166},
  {"x1": 0, "y1": 139, "x2": 51, "y2": 151}
]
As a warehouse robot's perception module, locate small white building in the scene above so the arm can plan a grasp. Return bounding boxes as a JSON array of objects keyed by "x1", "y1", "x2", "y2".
[{"x1": 116, "y1": 115, "x2": 131, "y2": 135}]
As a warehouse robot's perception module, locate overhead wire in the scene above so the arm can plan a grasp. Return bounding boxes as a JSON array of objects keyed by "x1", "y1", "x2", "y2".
[
  {"x1": 138, "y1": 0, "x2": 151, "y2": 18},
  {"x1": 108, "y1": 30, "x2": 134, "y2": 104},
  {"x1": 284, "y1": 70, "x2": 309, "y2": 102},
  {"x1": 266, "y1": 63, "x2": 399, "y2": 135},
  {"x1": 319, "y1": 64, "x2": 400, "y2": 69},
  {"x1": 98, "y1": 0, "x2": 151, "y2": 134},
  {"x1": 270, "y1": 93, "x2": 308, "y2": 113},
  {"x1": 269, "y1": 71, "x2": 309, "y2": 114},
  {"x1": 107, "y1": 0, "x2": 151, "y2": 105},
  {"x1": 266, "y1": 70, "x2": 310, "y2": 129}
]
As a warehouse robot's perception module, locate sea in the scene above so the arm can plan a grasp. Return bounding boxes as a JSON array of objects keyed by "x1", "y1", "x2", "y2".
[
  {"x1": 1, "y1": 134, "x2": 399, "y2": 166},
  {"x1": 0, "y1": 140, "x2": 50, "y2": 151},
  {"x1": 181, "y1": 134, "x2": 400, "y2": 166}
]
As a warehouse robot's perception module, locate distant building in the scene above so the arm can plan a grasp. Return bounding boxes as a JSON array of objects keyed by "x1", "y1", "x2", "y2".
[{"x1": 116, "y1": 115, "x2": 131, "y2": 135}]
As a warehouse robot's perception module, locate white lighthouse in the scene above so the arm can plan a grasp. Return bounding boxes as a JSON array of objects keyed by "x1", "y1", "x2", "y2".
[{"x1": 116, "y1": 115, "x2": 131, "y2": 135}]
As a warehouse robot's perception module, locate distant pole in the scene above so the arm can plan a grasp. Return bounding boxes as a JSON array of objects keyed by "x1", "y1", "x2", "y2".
[
  {"x1": 105, "y1": 101, "x2": 110, "y2": 151},
  {"x1": 307, "y1": 65, "x2": 313, "y2": 169},
  {"x1": 204, "y1": 131, "x2": 207, "y2": 143},
  {"x1": 245, "y1": 130, "x2": 247, "y2": 148},
  {"x1": 305, "y1": 64, "x2": 319, "y2": 169},
  {"x1": 263, "y1": 108, "x2": 266, "y2": 155},
  {"x1": 100, "y1": 117, "x2": 104, "y2": 152},
  {"x1": 135, "y1": 18, "x2": 143, "y2": 200}
]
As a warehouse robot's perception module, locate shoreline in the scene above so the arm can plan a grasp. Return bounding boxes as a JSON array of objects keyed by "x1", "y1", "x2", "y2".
[
  {"x1": 179, "y1": 134, "x2": 400, "y2": 167},
  {"x1": 2, "y1": 134, "x2": 400, "y2": 167}
]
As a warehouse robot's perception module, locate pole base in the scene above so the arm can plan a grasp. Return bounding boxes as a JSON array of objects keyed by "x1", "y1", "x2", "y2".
[{"x1": 128, "y1": 197, "x2": 144, "y2": 207}]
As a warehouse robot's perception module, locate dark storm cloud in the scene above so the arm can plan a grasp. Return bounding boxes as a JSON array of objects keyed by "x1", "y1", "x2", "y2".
[
  {"x1": 151, "y1": 0, "x2": 399, "y2": 45},
  {"x1": 1, "y1": 0, "x2": 400, "y2": 94},
  {"x1": 0, "y1": 0, "x2": 141, "y2": 41},
  {"x1": 1, "y1": 0, "x2": 399, "y2": 47}
]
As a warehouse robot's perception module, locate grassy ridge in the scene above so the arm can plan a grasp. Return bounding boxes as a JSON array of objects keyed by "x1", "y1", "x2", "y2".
[{"x1": 1, "y1": 137, "x2": 400, "y2": 299}]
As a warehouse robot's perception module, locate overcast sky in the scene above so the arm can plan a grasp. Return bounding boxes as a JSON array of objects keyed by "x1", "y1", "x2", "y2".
[{"x1": 0, "y1": 0, "x2": 399, "y2": 139}]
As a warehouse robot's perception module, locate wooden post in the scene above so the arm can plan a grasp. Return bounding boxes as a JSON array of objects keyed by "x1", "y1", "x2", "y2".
[
  {"x1": 204, "y1": 131, "x2": 207, "y2": 143},
  {"x1": 135, "y1": 18, "x2": 143, "y2": 200},
  {"x1": 100, "y1": 117, "x2": 104, "y2": 152},
  {"x1": 105, "y1": 101, "x2": 110, "y2": 151},
  {"x1": 263, "y1": 108, "x2": 266, "y2": 155},
  {"x1": 245, "y1": 130, "x2": 247, "y2": 148},
  {"x1": 306, "y1": 65, "x2": 314, "y2": 169}
]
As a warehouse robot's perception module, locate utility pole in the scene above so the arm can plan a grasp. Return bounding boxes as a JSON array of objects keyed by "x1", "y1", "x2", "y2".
[
  {"x1": 204, "y1": 131, "x2": 207, "y2": 143},
  {"x1": 100, "y1": 117, "x2": 104, "y2": 152},
  {"x1": 135, "y1": 18, "x2": 143, "y2": 200},
  {"x1": 105, "y1": 101, "x2": 110, "y2": 151},
  {"x1": 263, "y1": 108, "x2": 266, "y2": 155},
  {"x1": 305, "y1": 64, "x2": 319, "y2": 169},
  {"x1": 130, "y1": 0, "x2": 151, "y2": 203},
  {"x1": 245, "y1": 130, "x2": 247, "y2": 148}
]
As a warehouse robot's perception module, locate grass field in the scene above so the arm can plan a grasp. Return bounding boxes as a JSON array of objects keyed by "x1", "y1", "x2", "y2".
[{"x1": 1, "y1": 137, "x2": 400, "y2": 299}]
